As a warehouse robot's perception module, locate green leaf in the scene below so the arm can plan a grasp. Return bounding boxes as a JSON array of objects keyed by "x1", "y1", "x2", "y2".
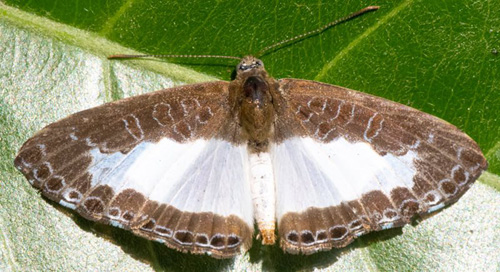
[{"x1": 1, "y1": 1, "x2": 499, "y2": 271}]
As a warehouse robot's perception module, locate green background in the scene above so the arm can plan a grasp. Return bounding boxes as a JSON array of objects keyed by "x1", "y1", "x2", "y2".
[{"x1": 0, "y1": 0, "x2": 499, "y2": 271}]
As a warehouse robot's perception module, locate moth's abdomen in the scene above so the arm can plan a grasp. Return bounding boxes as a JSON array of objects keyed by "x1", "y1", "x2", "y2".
[{"x1": 249, "y1": 152, "x2": 276, "y2": 245}]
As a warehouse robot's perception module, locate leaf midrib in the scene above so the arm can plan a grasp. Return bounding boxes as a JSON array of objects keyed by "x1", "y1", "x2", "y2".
[
  {"x1": 314, "y1": 0, "x2": 412, "y2": 81},
  {"x1": 0, "y1": 2, "x2": 216, "y2": 84}
]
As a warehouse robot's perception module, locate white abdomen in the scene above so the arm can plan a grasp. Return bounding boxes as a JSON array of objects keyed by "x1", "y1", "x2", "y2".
[{"x1": 249, "y1": 152, "x2": 276, "y2": 244}]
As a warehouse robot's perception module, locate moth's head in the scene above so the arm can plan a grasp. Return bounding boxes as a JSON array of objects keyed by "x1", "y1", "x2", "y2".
[{"x1": 237, "y1": 56, "x2": 265, "y2": 74}]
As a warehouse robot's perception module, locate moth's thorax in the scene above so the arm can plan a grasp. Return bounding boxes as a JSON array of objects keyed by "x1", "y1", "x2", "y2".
[{"x1": 229, "y1": 56, "x2": 281, "y2": 153}]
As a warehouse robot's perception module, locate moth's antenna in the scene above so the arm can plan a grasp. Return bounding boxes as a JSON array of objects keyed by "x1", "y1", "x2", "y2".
[
  {"x1": 108, "y1": 6, "x2": 379, "y2": 61},
  {"x1": 107, "y1": 54, "x2": 241, "y2": 61},
  {"x1": 256, "y1": 6, "x2": 379, "y2": 58}
]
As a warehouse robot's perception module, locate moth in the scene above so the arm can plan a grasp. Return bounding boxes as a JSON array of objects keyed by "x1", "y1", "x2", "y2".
[{"x1": 14, "y1": 6, "x2": 487, "y2": 259}]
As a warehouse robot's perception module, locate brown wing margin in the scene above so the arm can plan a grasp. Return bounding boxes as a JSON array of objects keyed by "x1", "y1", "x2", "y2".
[
  {"x1": 14, "y1": 81, "x2": 253, "y2": 258},
  {"x1": 275, "y1": 78, "x2": 487, "y2": 254}
]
